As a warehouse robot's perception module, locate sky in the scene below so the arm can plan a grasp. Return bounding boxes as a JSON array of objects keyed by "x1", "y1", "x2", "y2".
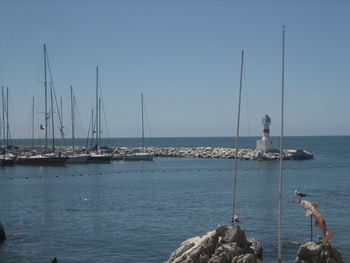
[{"x1": 0, "y1": 0, "x2": 349, "y2": 139}]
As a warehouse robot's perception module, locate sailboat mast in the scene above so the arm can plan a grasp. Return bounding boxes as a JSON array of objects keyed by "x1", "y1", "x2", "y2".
[
  {"x1": 141, "y1": 93, "x2": 144, "y2": 151},
  {"x1": 95, "y1": 66, "x2": 99, "y2": 150},
  {"x1": 60, "y1": 96, "x2": 63, "y2": 127},
  {"x1": 70, "y1": 86, "x2": 75, "y2": 152},
  {"x1": 50, "y1": 83, "x2": 55, "y2": 152},
  {"x1": 6, "y1": 87, "x2": 8, "y2": 150},
  {"x1": 232, "y1": 50, "x2": 244, "y2": 223},
  {"x1": 99, "y1": 97, "x2": 102, "y2": 146},
  {"x1": 32, "y1": 97, "x2": 35, "y2": 147},
  {"x1": 44, "y1": 44, "x2": 48, "y2": 152},
  {"x1": 277, "y1": 25, "x2": 285, "y2": 263},
  {"x1": 1, "y1": 87, "x2": 4, "y2": 150}
]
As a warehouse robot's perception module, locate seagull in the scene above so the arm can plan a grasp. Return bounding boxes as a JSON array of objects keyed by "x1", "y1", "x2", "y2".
[
  {"x1": 294, "y1": 190, "x2": 310, "y2": 201},
  {"x1": 232, "y1": 215, "x2": 241, "y2": 224}
]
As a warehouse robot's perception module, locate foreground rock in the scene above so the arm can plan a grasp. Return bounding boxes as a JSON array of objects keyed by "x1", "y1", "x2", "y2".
[
  {"x1": 0, "y1": 221, "x2": 5, "y2": 243},
  {"x1": 166, "y1": 225, "x2": 262, "y2": 263},
  {"x1": 292, "y1": 241, "x2": 344, "y2": 263}
]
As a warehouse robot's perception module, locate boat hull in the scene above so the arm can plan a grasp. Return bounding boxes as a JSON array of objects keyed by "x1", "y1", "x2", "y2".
[
  {"x1": 16, "y1": 156, "x2": 67, "y2": 166},
  {"x1": 88, "y1": 155, "x2": 112, "y2": 163},
  {"x1": 67, "y1": 155, "x2": 89, "y2": 164}
]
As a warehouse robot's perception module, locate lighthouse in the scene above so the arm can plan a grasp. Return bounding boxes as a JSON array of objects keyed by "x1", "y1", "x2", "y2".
[{"x1": 256, "y1": 114, "x2": 279, "y2": 152}]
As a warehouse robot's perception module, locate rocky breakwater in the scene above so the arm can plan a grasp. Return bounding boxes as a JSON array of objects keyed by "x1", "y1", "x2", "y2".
[
  {"x1": 165, "y1": 225, "x2": 263, "y2": 263},
  {"x1": 292, "y1": 241, "x2": 345, "y2": 263},
  {"x1": 114, "y1": 147, "x2": 313, "y2": 161}
]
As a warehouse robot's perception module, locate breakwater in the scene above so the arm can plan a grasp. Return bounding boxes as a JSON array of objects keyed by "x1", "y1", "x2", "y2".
[
  {"x1": 114, "y1": 146, "x2": 313, "y2": 160},
  {"x1": 8, "y1": 145, "x2": 313, "y2": 161}
]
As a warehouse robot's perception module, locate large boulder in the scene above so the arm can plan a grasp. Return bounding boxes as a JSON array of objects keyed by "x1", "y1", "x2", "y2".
[
  {"x1": 0, "y1": 221, "x2": 5, "y2": 243},
  {"x1": 165, "y1": 225, "x2": 263, "y2": 263},
  {"x1": 292, "y1": 241, "x2": 344, "y2": 263}
]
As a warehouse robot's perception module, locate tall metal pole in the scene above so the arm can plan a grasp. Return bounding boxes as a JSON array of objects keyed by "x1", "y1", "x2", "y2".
[
  {"x1": 277, "y1": 25, "x2": 285, "y2": 263},
  {"x1": 70, "y1": 86, "x2": 75, "y2": 153},
  {"x1": 141, "y1": 93, "x2": 144, "y2": 152},
  {"x1": 232, "y1": 50, "x2": 244, "y2": 223},
  {"x1": 95, "y1": 66, "x2": 99, "y2": 150},
  {"x1": 50, "y1": 83, "x2": 55, "y2": 152},
  {"x1": 44, "y1": 44, "x2": 48, "y2": 152}
]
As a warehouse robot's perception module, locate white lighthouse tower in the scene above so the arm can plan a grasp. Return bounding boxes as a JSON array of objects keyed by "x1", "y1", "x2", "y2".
[{"x1": 256, "y1": 114, "x2": 278, "y2": 152}]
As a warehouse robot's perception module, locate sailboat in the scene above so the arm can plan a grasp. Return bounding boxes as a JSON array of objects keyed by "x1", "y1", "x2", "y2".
[
  {"x1": 66, "y1": 86, "x2": 89, "y2": 164},
  {"x1": 124, "y1": 93, "x2": 153, "y2": 161},
  {"x1": 88, "y1": 66, "x2": 112, "y2": 163},
  {"x1": 0, "y1": 86, "x2": 15, "y2": 166},
  {"x1": 16, "y1": 44, "x2": 67, "y2": 165}
]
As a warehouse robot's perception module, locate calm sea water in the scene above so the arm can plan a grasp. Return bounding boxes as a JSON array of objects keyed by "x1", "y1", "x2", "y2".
[{"x1": 0, "y1": 136, "x2": 349, "y2": 262}]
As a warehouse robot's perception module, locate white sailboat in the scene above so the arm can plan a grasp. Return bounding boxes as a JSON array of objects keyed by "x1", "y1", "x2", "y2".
[
  {"x1": 16, "y1": 44, "x2": 67, "y2": 166},
  {"x1": 125, "y1": 93, "x2": 153, "y2": 161},
  {"x1": 88, "y1": 66, "x2": 112, "y2": 163},
  {"x1": 67, "y1": 86, "x2": 89, "y2": 164}
]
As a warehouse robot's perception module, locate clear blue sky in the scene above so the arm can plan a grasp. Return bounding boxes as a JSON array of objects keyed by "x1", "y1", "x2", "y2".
[{"x1": 0, "y1": 0, "x2": 349, "y2": 138}]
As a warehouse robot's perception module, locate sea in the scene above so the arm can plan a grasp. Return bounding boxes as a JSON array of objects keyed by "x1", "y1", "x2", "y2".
[{"x1": 0, "y1": 136, "x2": 349, "y2": 263}]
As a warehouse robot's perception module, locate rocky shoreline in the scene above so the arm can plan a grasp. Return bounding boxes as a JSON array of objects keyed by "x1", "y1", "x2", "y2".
[{"x1": 165, "y1": 225, "x2": 345, "y2": 263}]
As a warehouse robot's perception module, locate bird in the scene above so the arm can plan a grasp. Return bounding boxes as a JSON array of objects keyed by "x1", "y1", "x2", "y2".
[
  {"x1": 232, "y1": 215, "x2": 241, "y2": 224},
  {"x1": 294, "y1": 190, "x2": 310, "y2": 201}
]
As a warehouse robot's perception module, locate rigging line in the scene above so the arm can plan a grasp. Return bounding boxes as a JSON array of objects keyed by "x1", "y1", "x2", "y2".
[
  {"x1": 74, "y1": 96, "x2": 86, "y2": 144},
  {"x1": 46, "y1": 51, "x2": 65, "y2": 142},
  {"x1": 243, "y1": 62, "x2": 251, "y2": 137},
  {"x1": 143, "y1": 99, "x2": 153, "y2": 141},
  {"x1": 97, "y1": 72, "x2": 110, "y2": 139},
  {"x1": 85, "y1": 109, "x2": 93, "y2": 148}
]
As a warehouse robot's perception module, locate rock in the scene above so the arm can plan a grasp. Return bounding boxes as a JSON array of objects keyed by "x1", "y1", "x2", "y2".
[
  {"x1": 292, "y1": 241, "x2": 345, "y2": 263},
  {"x1": 0, "y1": 221, "x2": 5, "y2": 243},
  {"x1": 165, "y1": 225, "x2": 262, "y2": 263}
]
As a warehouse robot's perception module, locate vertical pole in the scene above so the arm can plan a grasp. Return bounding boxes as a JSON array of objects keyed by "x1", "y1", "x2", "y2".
[
  {"x1": 44, "y1": 44, "x2": 48, "y2": 152},
  {"x1": 32, "y1": 97, "x2": 35, "y2": 147},
  {"x1": 277, "y1": 25, "x2": 285, "y2": 263},
  {"x1": 70, "y1": 86, "x2": 75, "y2": 153},
  {"x1": 232, "y1": 50, "x2": 244, "y2": 223},
  {"x1": 95, "y1": 66, "x2": 99, "y2": 150},
  {"x1": 310, "y1": 216, "x2": 313, "y2": 241},
  {"x1": 141, "y1": 93, "x2": 144, "y2": 152},
  {"x1": 50, "y1": 83, "x2": 55, "y2": 152}
]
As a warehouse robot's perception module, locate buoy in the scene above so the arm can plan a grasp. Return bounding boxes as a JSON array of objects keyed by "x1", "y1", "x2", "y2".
[{"x1": 0, "y1": 221, "x2": 6, "y2": 243}]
